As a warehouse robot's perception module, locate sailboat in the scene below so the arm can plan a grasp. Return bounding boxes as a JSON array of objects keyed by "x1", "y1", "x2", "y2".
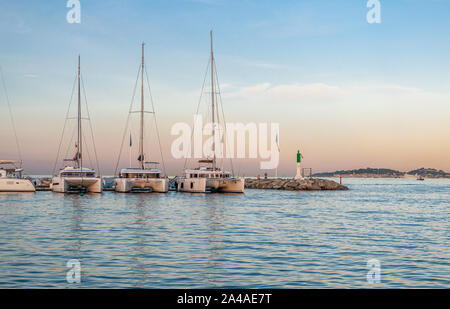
[
  {"x1": 114, "y1": 43, "x2": 169, "y2": 193},
  {"x1": 51, "y1": 56, "x2": 102, "y2": 193},
  {"x1": 0, "y1": 161, "x2": 35, "y2": 192},
  {"x1": 0, "y1": 68, "x2": 35, "y2": 192},
  {"x1": 177, "y1": 31, "x2": 245, "y2": 193}
]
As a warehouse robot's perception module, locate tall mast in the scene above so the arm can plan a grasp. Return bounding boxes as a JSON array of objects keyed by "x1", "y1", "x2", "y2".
[
  {"x1": 77, "y1": 55, "x2": 82, "y2": 170},
  {"x1": 139, "y1": 43, "x2": 145, "y2": 169},
  {"x1": 210, "y1": 31, "x2": 216, "y2": 170}
]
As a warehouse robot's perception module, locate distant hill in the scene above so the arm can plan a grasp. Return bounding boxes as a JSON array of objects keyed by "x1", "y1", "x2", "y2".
[
  {"x1": 313, "y1": 167, "x2": 449, "y2": 178},
  {"x1": 407, "y1": 168, "x2": 450, "y2": 178},
  {"x1": 313, "y1": 168, "x2": 404, "y2": 178}
]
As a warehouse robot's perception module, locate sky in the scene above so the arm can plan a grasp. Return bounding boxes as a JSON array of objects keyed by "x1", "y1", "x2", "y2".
[{"x1": 0, "y1": 0, "x2": 449, "y2": 176}]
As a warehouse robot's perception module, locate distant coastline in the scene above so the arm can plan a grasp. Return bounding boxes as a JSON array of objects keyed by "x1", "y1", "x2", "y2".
[{"x1": 313, "y1": 167, "x2": 450, "y2": 179}]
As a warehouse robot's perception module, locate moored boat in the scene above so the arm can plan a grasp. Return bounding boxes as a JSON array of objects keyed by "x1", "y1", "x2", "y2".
[
  {"x1": 178, "y1": 165, "x2": 244, "y2": 193},
  {"x1": 177, "y1": 32, "x2": 244, "y2": 194},
  {"x1": 52, "y1": 166, "x2": 101, "y2": 193},
  {"x1": 51, "y1": 56, "x2": 102, "y2": 194},
  {"x1": 114, "y1": 43, "x2": 168, "y2": 193},
  {"x1": 0, "y1": 160, "x2": 35, "y2": 192}
]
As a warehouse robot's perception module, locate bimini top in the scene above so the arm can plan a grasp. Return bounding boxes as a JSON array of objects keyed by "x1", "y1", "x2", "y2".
[
  {"x1": 0, "y1": 160, "x2": 20, "y2": 165},
  {"x1": 198, "y1": 159, "x2": 214, "y2": 164}
]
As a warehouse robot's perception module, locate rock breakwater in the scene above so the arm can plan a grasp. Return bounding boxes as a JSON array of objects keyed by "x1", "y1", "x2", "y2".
[{"x1": 245, "y1": 178, "x2": 348, "y2": 191}]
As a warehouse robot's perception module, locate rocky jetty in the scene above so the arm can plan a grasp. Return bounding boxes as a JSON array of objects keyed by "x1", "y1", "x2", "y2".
[{"x1": 245, "y1": 178, "x2": 348, "y2": 191}]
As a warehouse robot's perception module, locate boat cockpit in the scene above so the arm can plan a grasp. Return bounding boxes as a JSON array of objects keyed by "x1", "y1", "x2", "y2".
[
  {"x1": 185, "y1": 168, "x2": 231, "y2": 179},
  {"x1": 119, "y1": 169, "x2": 161, "y2": 179},
  {"x1": 0, "y1": 161, "x2": 24, "y2": 179},
  {"x1": 59, "y1": 167, "x2": 96, "y2": 178}
]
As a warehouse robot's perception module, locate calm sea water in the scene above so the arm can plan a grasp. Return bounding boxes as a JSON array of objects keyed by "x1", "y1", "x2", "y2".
[{"x1": 0, "y1": 178, "x2": 448, "y2": 288}]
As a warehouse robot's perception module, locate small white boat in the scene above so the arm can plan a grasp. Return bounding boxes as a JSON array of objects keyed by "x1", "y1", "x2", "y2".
[
  {"x1": 178, "y1": 162, "x2": 244, "y2": 193},
  {"x1": 0, "y1": 160, "x2": 35, "y2": 192},
  {"x1": 52, "y1": 56, "x2": 102, "y2": 194},
  {"x1": 177, "y1": 32, "x2": 244, "y2": 194},
  {"x1": 114, "y1": 44, "x2": 168, "y2": 193}
]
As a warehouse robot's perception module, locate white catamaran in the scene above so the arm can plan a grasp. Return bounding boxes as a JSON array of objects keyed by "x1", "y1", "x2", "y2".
[
  {"x1": 0, "y1": 68, "x2": 35, "y2": 192},
  {"x1": 52, "y1": 56, "x2": 102, "y2": 193},
  {"x1": 177, "y1": 32, "x2": 245, "y2": 193},
  {"x1": 114, "y1": 44, "x2": 168, "y2": 193}
]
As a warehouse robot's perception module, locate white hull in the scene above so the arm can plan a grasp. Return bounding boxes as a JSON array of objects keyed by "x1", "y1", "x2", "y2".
[
  {"x1": 52, "y1": 176, "x2": 102, "y2": 193},
  {"x1": 178, "y1": 177, "x2": 244, "y2": 193},
  {"x1": 208, "y1": 178, "x2": 245, "y2": 193},
  {"x1": 115, "y1": 178, "x2": 169, "y2": 193},
  {"x1": 177, "y1": 178, "x2": 207, "y2": 193},
  {"x1": 0, "y1": 178, "x2": 35, "y2": 192}
]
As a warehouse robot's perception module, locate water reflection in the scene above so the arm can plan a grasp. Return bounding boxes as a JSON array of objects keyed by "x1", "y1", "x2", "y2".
[
  {"x1": 204, "y1": 197, "x2": 225, "y2": 288},
  {"x1": 0, "y1": 179, "x2": 449, "y2": 288},
  {"x1": 67, "y1": 195, "x2": 84, "y2": 258},
  {"x1": 129, "y1": 194, "x2": 150, "y2": 287}
]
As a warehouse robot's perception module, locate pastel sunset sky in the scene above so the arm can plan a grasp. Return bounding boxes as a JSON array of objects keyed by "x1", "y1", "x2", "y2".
[{"x1": 0, "y1": 0, "x2": 449, "y2": 176}]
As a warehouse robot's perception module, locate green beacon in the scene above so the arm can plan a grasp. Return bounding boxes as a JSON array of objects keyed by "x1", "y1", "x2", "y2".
[{"x1": 297, "y1": 151, "x2": 302, "y2": 163}]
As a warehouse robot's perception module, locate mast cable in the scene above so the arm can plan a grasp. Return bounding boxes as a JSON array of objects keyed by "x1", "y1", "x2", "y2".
[
  {"x1": 144, "y1": 65, "x2": 167, "y2": 176},
  {"x1": 114, "y1": 65, "x2": 141, "y2": 176},
  {"x1": 183, "y1": 59, "x2": 211, "y2": 171},
  {"x1": 0, "y1": 66, "x2": 23, "y2": 167},
  {"x1": 81, "y1": 74, "x2": 101, "y2": 175},
  {"x1": 52, "y1": 74, "x2": 77, "y2": 175},
  {"x1": 214, "y1": 60, "x2": 235, "y2": 176}
]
